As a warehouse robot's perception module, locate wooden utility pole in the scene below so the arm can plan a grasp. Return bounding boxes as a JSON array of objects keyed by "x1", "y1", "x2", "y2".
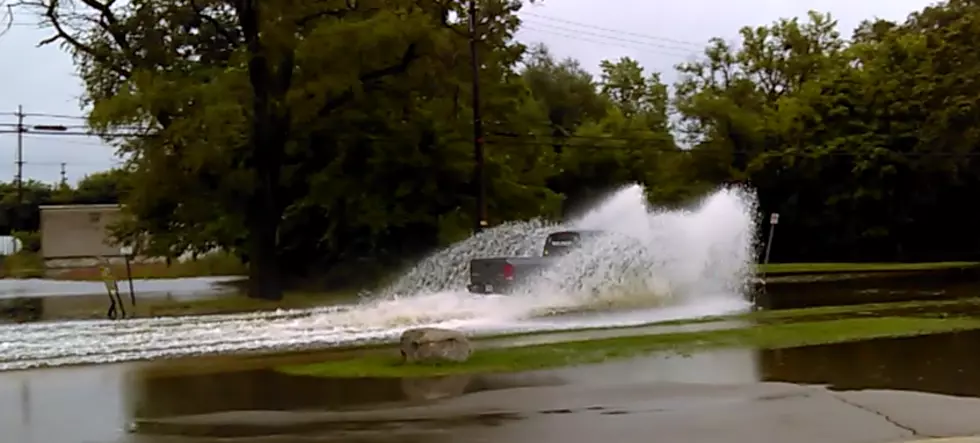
[
  {"x1": 468, "y1": 0, "x2": 487, "y2": 233},
  {"x1": 60, "y1": 162, "x2": 66, "y2": 187},
  {"x1": 15, "y1": 105, "x2": 23, "y2": 204}
]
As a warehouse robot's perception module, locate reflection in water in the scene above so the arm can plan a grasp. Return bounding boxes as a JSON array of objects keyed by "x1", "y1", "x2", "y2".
[
  {"x1": 130, "y1": 366, "x2": 566, "y2": 419},
  {"x1": 539, "y1": 347, "x2": 761, "y2": 386},
  {"x1": 762, "y1": 329, "x2": 980, "y2": 397},
  {"x1": 0, "y1": 297, "x2": 43, "y2": 323},
  {"x1": 0, "y1": 365, "x2": 129, "y2": 443}
]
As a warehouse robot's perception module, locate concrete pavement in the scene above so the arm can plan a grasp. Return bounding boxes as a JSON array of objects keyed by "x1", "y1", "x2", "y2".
[{"x1": 129, "y1": 381, "x2": 980, "y2": 443}]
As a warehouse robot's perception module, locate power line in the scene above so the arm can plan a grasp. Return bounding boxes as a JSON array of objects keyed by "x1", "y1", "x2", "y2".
[
  {"x1": 519, "y1": 25, "x2": 695, "y2": 59},
  {"x1": 521, "y1": 19, "x2": 700, "y2": 54},
  {"x1": 521, "y1": 11, "x2": 707, "y2": 49},
  {"x1": 0, "y1": 129, "x2": 144, "y2": 137}
]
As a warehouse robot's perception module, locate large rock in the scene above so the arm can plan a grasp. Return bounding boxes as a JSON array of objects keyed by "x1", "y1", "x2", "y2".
[{"x1": 399, "y1": 327, "x2": 472, "y2": 363}]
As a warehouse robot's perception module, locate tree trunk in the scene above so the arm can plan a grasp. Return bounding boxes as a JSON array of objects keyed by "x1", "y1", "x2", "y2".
[
  {"x1": 238, "y1": 0, "x2": 287, "y2": 301},
  {"x1": 244, "y1": 119, "x2": 284, "y2": 300},
  {"x1": 245, "y1": 198, "x2": 282, "y2": 300}
]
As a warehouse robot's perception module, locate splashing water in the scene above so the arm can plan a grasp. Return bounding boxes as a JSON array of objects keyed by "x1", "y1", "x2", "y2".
[
  {"x1": 0, "y1": 184, "x2": 759, "y2": 370},
  {"x1": 380, "y1": 218, "x2": 557, "y2": 296},
  {"x1": 374, "y1": 183, "x2": 759, "y2": 322}
]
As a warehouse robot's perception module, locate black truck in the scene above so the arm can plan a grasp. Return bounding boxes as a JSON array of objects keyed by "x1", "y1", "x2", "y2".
[{"x1": 467, "y1": 230, "x2": 604, "y2": 294}]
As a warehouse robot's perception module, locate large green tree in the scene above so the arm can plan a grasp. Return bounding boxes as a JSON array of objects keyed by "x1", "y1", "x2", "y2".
[
  {"x1": 677, "y1": 4, "x2": 980, "y2": 261},
  {"x1": 27, "y1": 0, "x2": 559, "y2": 297}
]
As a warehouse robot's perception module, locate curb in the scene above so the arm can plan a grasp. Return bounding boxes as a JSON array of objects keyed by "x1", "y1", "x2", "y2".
[{"x1": 900, "y1": 438, "x2": 980, "y2": 443}]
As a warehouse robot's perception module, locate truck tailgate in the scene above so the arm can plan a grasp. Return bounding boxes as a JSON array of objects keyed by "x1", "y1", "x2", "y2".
[{"x1": 469, "y1": 258, "x2": 511, "y2": 286}]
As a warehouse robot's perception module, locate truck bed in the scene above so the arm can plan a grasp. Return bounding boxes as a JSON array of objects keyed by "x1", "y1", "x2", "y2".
[{"x1": 467, "y1": 256, "x2": 554, "y2": 294}]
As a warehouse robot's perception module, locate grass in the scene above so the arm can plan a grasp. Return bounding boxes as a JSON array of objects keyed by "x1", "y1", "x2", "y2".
[
  {"x1": 758, "y1": 261, "x2": 980, "y2": 275},
  {"x1": 0, "y1": 252, "x2": 46, "y2": 278},
  {"x1": 473, "y1": 297, "x2": 980, "y2": 343},
  {"x1": 279, "y1": 315, "x2": 980, "y2": 378},
  {"x1": 0, "y1": 251, "x2": 246, "y2": 280}
]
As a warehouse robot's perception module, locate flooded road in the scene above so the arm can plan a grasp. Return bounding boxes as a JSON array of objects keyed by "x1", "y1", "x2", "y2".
[
  {"x1": 1, "y1": 275, "x2": 980, "y2": 441},
  {"x1": 4, "y1": 327, "x2": 980, "y2": 442},
  {"x1": 0, "y1": 277, "x2": 239, "y2": 299}
]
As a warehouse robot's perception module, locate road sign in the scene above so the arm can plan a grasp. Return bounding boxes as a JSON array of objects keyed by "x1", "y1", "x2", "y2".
[{"x1": 770, "y1": 213, "x2": 780, "y2": 225}]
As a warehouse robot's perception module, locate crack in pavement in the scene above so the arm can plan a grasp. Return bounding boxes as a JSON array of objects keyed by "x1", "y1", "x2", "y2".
[{"x1": 830, "y1": 393, "x2": 936, "y2": 439}]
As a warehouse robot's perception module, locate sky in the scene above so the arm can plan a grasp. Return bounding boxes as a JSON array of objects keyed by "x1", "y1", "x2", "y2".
[{"x1": 0, "y1": 0, "x2": 937, "y2": 185}]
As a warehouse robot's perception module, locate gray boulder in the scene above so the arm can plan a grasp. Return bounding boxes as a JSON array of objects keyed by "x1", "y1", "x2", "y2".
[{"x1": 399, "y1": 327, "x2": 472, "y2": 363}]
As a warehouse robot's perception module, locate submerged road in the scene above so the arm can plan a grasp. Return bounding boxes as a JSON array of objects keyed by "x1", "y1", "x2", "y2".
[{"x1": 132, "y1": 381, "x2": 980, "y2": 443}]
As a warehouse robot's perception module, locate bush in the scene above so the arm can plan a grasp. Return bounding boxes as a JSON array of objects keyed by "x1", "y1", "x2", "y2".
[{"x1": 11, "y1": 230, "x2": 40, "y2": 253}]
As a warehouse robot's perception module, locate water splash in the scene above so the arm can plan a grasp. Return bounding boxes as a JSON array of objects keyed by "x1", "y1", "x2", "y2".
[
  {"x1": 0, "y1": 184, "x2": 759, "y2": 370},
  {"x1": 381, "y1": 219, "x2": 557, "y2": 296},
  {"x1": 377, "y1": 183, "x2": 758, "y2": 319},
  {"x1": 514, "y1": 185, "x2": 759, "y2": 315}
]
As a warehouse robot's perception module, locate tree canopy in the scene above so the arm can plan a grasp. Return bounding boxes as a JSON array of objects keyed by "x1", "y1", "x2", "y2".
[{"x1": 17, "y1": 0, "x2": 980, "y2": 296}]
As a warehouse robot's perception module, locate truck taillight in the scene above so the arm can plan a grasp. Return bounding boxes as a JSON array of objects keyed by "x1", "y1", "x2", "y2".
[{"x1": 503, "y1": 263, "x2": 515, "y2": 280}]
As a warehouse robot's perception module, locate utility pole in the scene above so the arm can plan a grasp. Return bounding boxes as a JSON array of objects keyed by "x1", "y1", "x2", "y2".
[
  {"x1": 60, "y1": 162, "x2": 67, "y2": 187},
  {"x1": 15, "y1": 105, "x2": 23, "y2": 204},
  {"x1": 468, "y1": 0, "x2": 487, "y2": 233}
]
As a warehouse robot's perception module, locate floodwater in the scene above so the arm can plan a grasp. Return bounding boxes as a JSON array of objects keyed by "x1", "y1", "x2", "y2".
[
  {"x1": 0, "y1": 277, "x2": 239, "y2": 299},
  {"x1": 0, "y1": 277, "x2": 240, "y2": 323},
  {"x1": 4, "y1": 326, "x2": 980, "y2": 442},
  {"x1": 2, "y1": 274, "x2": 980, "y2": 442}
]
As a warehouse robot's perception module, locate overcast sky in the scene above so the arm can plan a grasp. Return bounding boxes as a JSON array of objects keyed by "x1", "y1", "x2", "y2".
[{"x1": 0, "y1": 0, "x2": 935, "y2": 185}]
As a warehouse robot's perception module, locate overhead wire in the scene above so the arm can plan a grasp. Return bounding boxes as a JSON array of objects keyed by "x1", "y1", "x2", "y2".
[{"x1": 520, "y1": 11, "x2": 708, "y2": 49}]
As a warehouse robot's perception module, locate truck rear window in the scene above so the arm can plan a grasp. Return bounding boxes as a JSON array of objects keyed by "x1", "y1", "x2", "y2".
[{"x1": 543, "y1": 232, "x2": 581, "y2": 256}]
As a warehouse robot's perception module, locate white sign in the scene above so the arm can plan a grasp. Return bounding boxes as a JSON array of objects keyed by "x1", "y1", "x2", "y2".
[
  {"x1": 770, "y1": 213, "x2": 780, "y2": 225},
  {"x1": 119, "y1": 245, "x2": 134, "y2": 256}
]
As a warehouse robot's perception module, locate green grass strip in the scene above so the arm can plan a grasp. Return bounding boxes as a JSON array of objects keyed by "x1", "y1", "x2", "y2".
[
  {"x1": 758, "y1": 262, "x2": 979, "y2": 275},
  {"x1": 279, "y1": 316, "x2": 980, "y2": 378}
]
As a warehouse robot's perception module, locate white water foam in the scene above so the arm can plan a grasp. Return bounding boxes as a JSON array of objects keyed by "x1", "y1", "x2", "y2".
[{"x1": 0, "y1": 184, "x2": 759, "y2": 371}]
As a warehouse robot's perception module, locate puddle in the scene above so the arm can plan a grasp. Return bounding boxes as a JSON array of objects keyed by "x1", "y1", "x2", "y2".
[
  {"x1": 0, "y1": 353, "x2": 562, "y2": 443},
  {"x1": 761, "y1": 328, "x2": 980, "y2": 397}
]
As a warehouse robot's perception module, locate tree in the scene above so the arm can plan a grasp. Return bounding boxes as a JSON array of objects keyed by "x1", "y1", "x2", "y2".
[
  {"x1": 25, "y1": 0, "x2": 559, "y2": 296},
  {"x1": 0, "y1": 0, "x2": 12, "y2": 39},
  {"x1": 73, "y1": 169, "x2": 131, "y2": 204},
  {"x1": 520, "y1": 44, "x2": 608, "y2": 138}
]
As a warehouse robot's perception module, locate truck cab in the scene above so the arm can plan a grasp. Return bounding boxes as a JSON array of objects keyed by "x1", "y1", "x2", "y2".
[{"x1": 467, "y1": 229, "x2": 606, "y2": 294}]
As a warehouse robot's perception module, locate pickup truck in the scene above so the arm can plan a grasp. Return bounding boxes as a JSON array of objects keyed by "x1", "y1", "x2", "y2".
[{"x1": 467, "y1": 229, "x2": 604, "y2": 294}]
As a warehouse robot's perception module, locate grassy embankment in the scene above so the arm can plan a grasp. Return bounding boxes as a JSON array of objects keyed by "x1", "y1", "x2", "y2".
[
  {"x1": 281, "y1": 306, "x2": 980, "y2": 378},
  {"x1": 758, "y1": 261, "x2": 980, "y2": 275}
]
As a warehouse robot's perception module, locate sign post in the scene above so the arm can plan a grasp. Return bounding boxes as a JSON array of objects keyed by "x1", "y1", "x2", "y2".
[
  {"x1": 120, "y1": 245, "x2": 136, "y2": 307},
  {"x1": 763, "y1": 213, "x2": 779, "y2": 270}
]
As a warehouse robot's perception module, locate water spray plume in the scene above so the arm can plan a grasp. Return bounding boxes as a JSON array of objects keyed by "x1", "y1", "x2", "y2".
[{"x1": 0, "y1": 184, "x2": 759, "y2": 370}]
